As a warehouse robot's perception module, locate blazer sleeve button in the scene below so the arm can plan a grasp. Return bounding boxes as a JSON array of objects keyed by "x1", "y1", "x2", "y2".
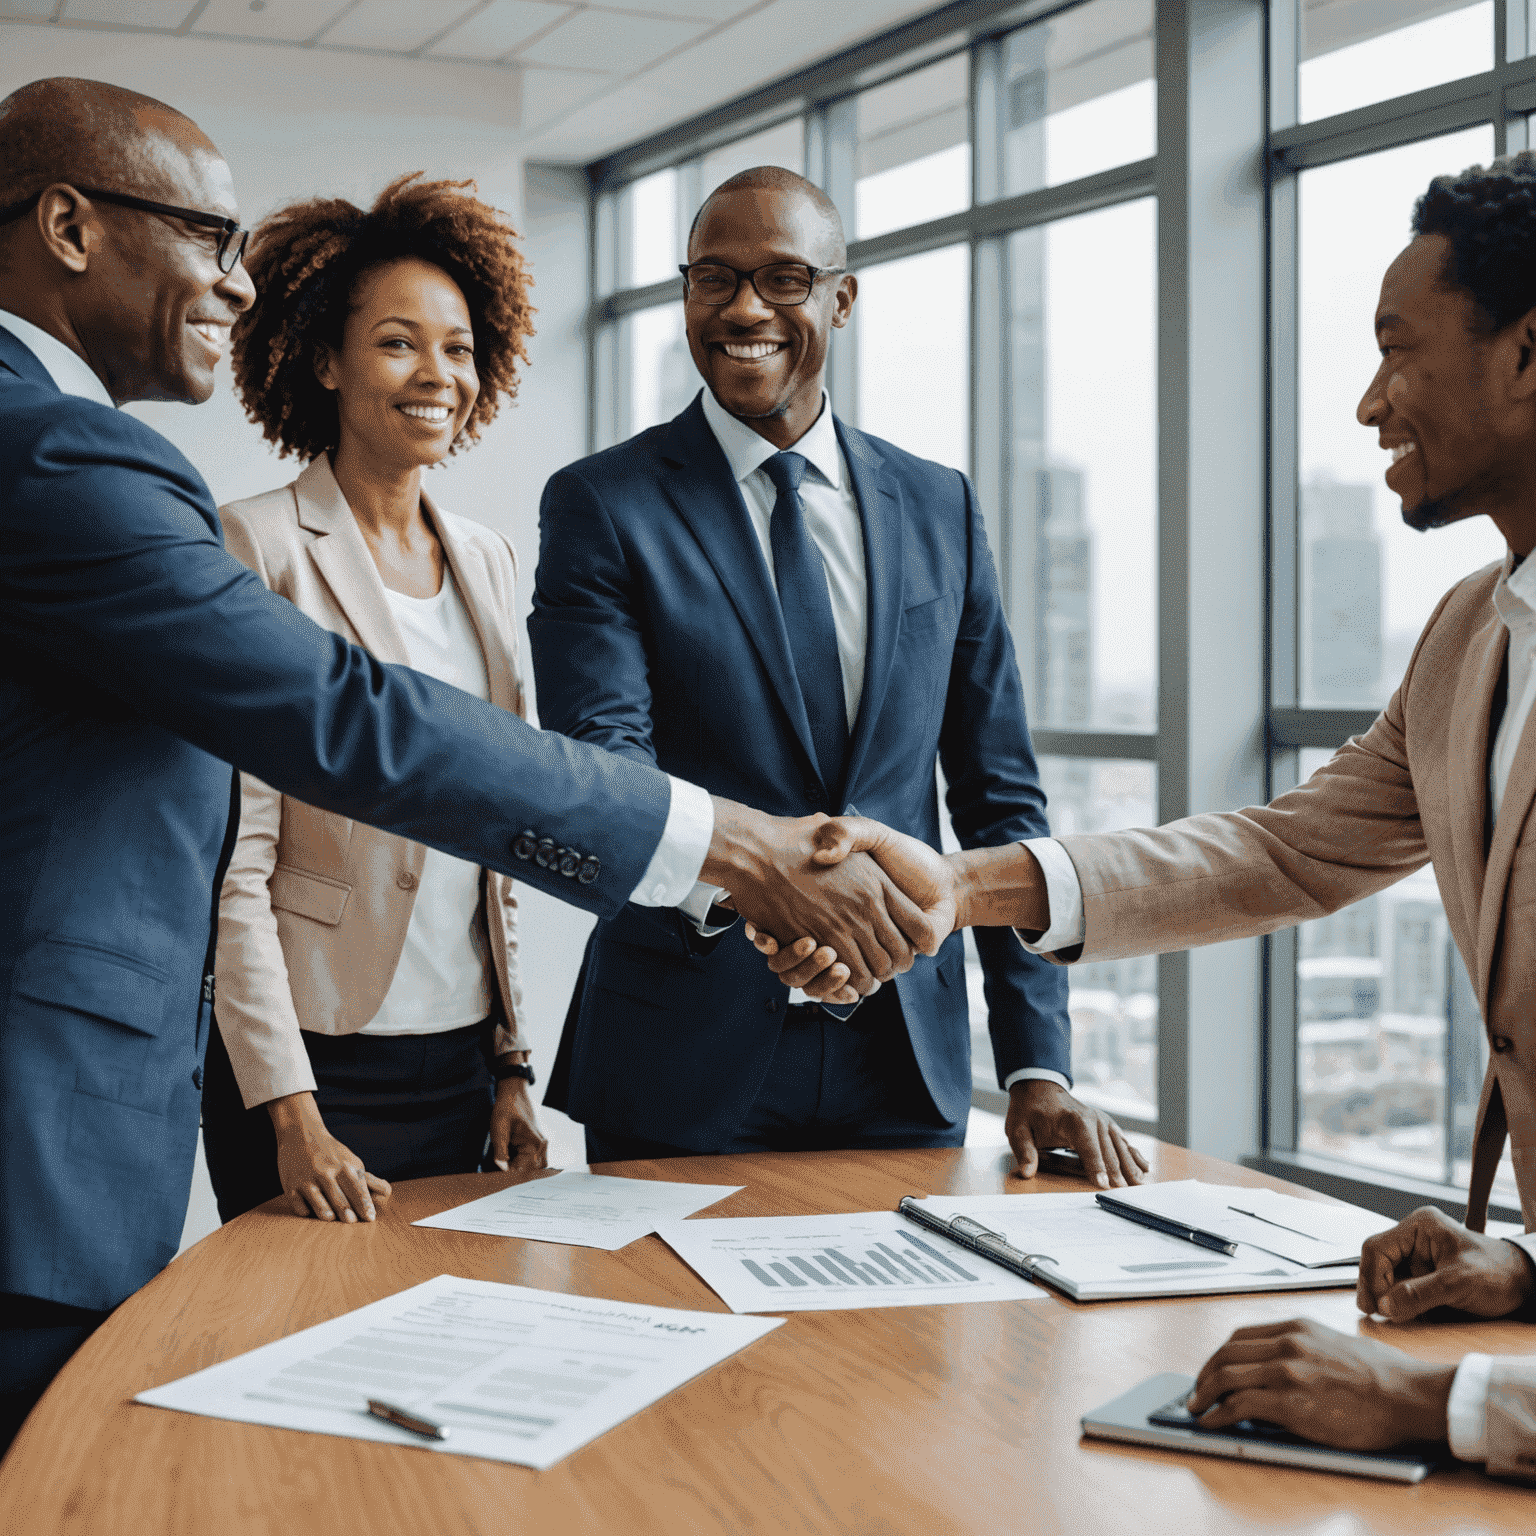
[
  {"x1": 557, "y1": 848, "x2": 582, "y2": 877},
  {"x1": 534, "y1": 837, "x2": 558, "y2": 869},
  {"x1": 513, "y1": 830, "x2": 538, "y2": 860},
  {"x1": 396, "y1": 870, "x2": 419, "y2": 891},
  {"x1": 577, "y1": 857, "x2": 601, "y2": 885}
]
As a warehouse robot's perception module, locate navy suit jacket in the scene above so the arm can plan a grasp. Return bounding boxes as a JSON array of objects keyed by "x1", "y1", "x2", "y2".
[
  {"x1": 531, "y1": 394, "x2": 1071, "y2": 1149},
  {"x1": 0, "y1": 329, "x2": 672, "y2": 1310}
]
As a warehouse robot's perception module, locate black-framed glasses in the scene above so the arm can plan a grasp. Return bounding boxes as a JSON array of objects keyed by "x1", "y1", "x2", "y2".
[
  {"x1": 678, "y1": 261, "x2": 845, "y2": 307},
  {"x1": 0, "y1": 185, "x2": 250, "y2": 273}
]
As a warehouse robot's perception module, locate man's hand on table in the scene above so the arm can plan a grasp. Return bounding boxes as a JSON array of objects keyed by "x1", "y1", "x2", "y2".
[
  {"x1": 704, "y1": 802, "x2": 947, "y2": 999},
  {"x1": 1006, "y1": 1079, "x2": 1148, "y2": 1188},
  {"x1": 1356, "y1": 1205, "x2": 1536, "y2": 1322},
  {"x1": 1187, "y1": 1318, "x2": 1456, "y2": 1450}
]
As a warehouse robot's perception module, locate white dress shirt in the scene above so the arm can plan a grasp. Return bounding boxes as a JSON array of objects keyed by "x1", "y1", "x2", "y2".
[
  {"x1": 1017, "y1": 546, "x2": 1536, "y2": 1460},
  {"x1": 686, "y1": 389, "x2": 1067, "y2": 1091},
  {"x1": 361, "y1": 575, "x2": 495, "y2": 1035},
  {"x1": 0, "y1": 311, "x2": 714, "y2": 914}
]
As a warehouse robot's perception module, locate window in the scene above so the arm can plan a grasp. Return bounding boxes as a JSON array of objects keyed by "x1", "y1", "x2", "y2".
[{"x1": 854, "y1": 54, "x2": 970, "y2": 240}]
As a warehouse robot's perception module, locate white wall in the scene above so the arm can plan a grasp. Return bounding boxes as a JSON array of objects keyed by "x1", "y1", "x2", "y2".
[{"x1": 2, "y1": 38, "x2": 600, "y2": 1224}]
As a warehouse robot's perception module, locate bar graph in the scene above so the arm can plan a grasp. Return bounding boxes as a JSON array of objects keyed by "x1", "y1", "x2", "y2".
[
  {"x1": 657, "y1": 1212, "x2": 1046, "y2": 1313},
  {"x1": 740, "y1": 1232, "x2": 979, "y2": 1292}
]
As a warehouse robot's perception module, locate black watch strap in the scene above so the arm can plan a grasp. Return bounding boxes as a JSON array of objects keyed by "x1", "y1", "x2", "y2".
[{"x1": 492, "y1": 1059, "x2": 536, "y2": 1086}]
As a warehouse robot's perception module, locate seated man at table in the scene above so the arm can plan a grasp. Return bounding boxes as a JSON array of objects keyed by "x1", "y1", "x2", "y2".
[{"x1": 777, "y1": 149, "x2": 1536, "y2": 1476}]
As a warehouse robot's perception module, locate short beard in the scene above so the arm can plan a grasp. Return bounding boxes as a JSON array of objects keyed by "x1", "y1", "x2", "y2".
[{"x1": 1402, "y1": 495, "x2": 1458, "y2": 531}]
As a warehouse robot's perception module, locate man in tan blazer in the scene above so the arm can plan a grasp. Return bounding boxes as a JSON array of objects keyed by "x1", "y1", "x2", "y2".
[{"x1": 773, "y1": 154, "x2": 1536, "y2": 1476}]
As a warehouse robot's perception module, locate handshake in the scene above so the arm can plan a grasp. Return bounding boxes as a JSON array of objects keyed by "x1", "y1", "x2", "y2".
[{"x1": 702, "y1": 801, "x2": 1052, "y2": 999}]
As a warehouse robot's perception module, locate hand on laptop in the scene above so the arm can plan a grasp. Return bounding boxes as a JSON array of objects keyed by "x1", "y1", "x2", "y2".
[
  {"x1": 1356, "y1": 1205, "x2": 1536, "y2": 1322},
  {"x1": 1188, "y1": 1318, "x2": 1455, "y2": 1450}
]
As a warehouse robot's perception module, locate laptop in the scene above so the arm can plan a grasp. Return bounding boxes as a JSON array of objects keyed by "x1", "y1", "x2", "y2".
[{"x1": 1081, "y1": 1373, "x2": 1441, "y2": 1483}]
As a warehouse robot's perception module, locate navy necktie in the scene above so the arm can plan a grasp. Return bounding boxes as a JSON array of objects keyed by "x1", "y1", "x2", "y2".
[{"x1": 762, "y1": 451, "x2": 849, "y2": 797}]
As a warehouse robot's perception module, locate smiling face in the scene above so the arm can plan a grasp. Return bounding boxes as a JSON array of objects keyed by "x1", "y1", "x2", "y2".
[
  {"x1": 74, "y1": 110, "x2": 255, "y2": 403},
  {"x1": 315, "y1": 257, "x2": 479, "y2": 472},
  {"x1": 1357, "y1": 232, "x2": 1536, "y2": 534},
  {"x1": 684, "y1": 185, "x2": 854, "y2": 447}
]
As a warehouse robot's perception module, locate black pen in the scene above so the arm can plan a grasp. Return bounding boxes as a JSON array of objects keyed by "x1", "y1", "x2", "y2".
[
  {"x1": 1095, "y1": 1194, "x2": 1238, "y2": 1257},
  {"x1": 367, "y1": 1398, "x2": 451, "y2": 1441}
]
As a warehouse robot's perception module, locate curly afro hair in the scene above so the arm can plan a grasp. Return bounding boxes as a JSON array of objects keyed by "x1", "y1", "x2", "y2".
[
  {"x1": 1413, "y1": 151, "x2": 1536, "y2": 334},
  {"x1": 231, "y1": 172, "x2": 534, "y2": 461}
]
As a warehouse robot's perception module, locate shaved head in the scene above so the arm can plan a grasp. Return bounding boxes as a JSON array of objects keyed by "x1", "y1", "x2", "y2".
[
  {"x1": 688, "y1": 165, "x2": 846, "y2": 266},
  {"x1": 0, "y1": 77, "x2": 206, "y2": 215}
]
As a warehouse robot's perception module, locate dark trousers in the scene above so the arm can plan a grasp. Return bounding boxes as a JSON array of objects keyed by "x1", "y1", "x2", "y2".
[
  {"x1": 0, "y1": 1296, "x2": 109, "y2": 1458},
  {"x1": 585, "y1": 990, "x2": 965, "y2": 1162},
  {"x1": 202, "y1": 1018, "x2": 495, "y2": 1223}
]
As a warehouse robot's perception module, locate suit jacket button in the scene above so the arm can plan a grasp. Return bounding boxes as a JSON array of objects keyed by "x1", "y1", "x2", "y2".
[
  {"x1": 557, "y1": 848, "x2": 582, "y2": 878},
  {"x1": 397, "y1": 870, "x2": 418, "y2": 891},
  {"x1": 764, "y1": 998, "x2": 778, "y2": 1013},
  {"x1": 513, "y1": 830, "x2": 538, "y2": 860},
  {"x1": 191, "y1": 1066, "x2": 204, "y2": 1090},
  {"x1": 534, "y1": 837, "x2": 558, "y2": 869},
  {"x1": 1492, "y1": 1034, "x2": 1514, "y2": 1053},
  {"x1": 577, "y1": 857, "x2": 600, "y2": 885}
]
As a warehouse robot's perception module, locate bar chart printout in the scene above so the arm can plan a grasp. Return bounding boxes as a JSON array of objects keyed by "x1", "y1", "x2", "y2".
[{"x1": 654, "y1": 1213, "x2": 1047, "y2": 1313}]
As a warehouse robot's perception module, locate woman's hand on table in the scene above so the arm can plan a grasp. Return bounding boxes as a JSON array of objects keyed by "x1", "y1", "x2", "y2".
[
  {"x1": 266, "y1": 1091, "x2": 391, "y2": 1222},
  {"x1": 488, "y1": 1074, "x2": 549, "y2": 1176}
]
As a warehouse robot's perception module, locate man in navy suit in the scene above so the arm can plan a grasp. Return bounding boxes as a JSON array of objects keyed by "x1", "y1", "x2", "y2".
[
  {"x1": 0, "y1": 83, "x2": 941, "y2": 1448},
  {"x1": 532, "y1": 168, "x2": 1148, "y2": 1182}
]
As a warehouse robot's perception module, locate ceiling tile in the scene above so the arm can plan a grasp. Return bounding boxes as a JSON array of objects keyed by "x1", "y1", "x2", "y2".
[
  {"x1": 591, "y1": 1, "x2": 762, "y2": 18},
  {"x1": 519, "y1": 63, "x2": 612, "y2": 128},
  {"x1": 0, "y1": 1, "x2": 59, "y2": 19},
  {"x1": 63, "y1": 0, "x2": 199, "y2": 25},
  {"x1": 428, "y1": 0, "x2": 570, "y2": 59},
  {"x1": 520, "y1": 7, "x2": 705, "y2": 70},
  {"x1": 191, "y1": 0, "x2": 354, "y2": 42},
  {"x1": 320, "y1": 0, "x2": 482, "y2": 51}
]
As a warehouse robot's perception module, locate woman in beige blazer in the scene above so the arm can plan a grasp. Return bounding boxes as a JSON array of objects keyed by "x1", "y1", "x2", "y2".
[{"x1": 202, "y1": 173, "x2": 545, "y2": 1223}]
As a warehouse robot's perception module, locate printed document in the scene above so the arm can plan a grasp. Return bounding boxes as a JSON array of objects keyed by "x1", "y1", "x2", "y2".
[
  {"x1": 412, "y1": 1170, "x2": 744, "y2": 1250},
  {"x1": 916, "y1": 1193, "x2": 1357, "y2": 1301},
  {"x1": 1099, "y1": 1181, "x2": 1396, "y2": 1267},
  {"x1": 135, "y1": 1275, "x2": 782, "y2": 1470},
  {"x1": 655, "y1": 1211, "x2": 1048, "y2": 1313}
]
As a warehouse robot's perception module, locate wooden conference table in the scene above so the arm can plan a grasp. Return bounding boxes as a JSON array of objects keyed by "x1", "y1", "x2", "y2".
[{"x1": 2, "y1": 1140, "x2": 1533, "y2": 1535}]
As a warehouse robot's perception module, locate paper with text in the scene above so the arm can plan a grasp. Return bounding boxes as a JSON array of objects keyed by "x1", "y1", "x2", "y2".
[
  {"x1": 656, "y1": 1211, "x2": 1048, "y2": 1312},
  {"x1": 411, "y1": 1170, "x2": 744, "y2": 1250},
  {"x1": 135, "y1": 1276, "x2": 782, "y2": 1469}
]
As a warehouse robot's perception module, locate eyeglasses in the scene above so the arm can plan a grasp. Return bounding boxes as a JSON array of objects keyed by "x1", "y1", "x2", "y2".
[
  {"x1": 679, "y1": 261, "x2": 846, "y2": 308},
  {"x1": 0, "y1": 185, "x2": 250, "y2": 274}
]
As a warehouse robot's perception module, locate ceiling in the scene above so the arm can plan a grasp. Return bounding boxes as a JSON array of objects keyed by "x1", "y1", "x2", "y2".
[{"x1": 0, "y1": 0, "x2": 952, "y2": 162}]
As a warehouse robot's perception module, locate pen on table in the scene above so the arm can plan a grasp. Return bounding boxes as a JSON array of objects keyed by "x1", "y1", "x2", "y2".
[
  {"x1": 1095, "y1": 1194, "x2": 1238, "y2": 1257},
  {"x1": 367, "y1": 1399, "x2": 450, "y2": 1441}
]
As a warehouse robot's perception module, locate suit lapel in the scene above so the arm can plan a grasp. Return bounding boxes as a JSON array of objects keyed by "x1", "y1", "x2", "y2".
[
  {"x1": 294, "y1": 456, "x2": 409, "y2": 666},
  {"x1": 427, "y1": 494, "x2": 523, "y2": 715},
  {"x1": 658, "y1": 398, "x2": 821, "y2": 781},
  {"x1": 836, "y1": 419, "x2": 903, "y2": 804},
  {"x1": 1479, "y1": 632, "x2": 1536, "y2": 1006}
]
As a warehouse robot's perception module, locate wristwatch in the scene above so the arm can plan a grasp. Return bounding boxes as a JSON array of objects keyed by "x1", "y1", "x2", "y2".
[{"x1": 492, "y1": 1058, "x2": 536, "y2": 1086}]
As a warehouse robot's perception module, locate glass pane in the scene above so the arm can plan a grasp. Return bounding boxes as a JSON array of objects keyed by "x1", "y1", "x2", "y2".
[
  {"x1": 699, "y1": 117, "x2": 805, "y2": 198},
  {"x1": 981, "y1": 756, "x2": 1158, "y2": 1122},
  {"x1": 855, "y1": 54, "x2": 971, "y2": 240},
  {"x1": 1299, "y1": 1, "x2": 1493, "y2": 123},
  {"x1": 1008, "y1": 200, "x2": 1156, "y2": 731},
  {"x1": 625, "y1": 167, "x2": 679, "y2": 290},
  {"x1": 625, "y1": 302, "x2": 695, "y2": 437},
  {"x1": 1297, "y1": 127, "x2": 1503, "y2": 709},
  {"x1": 1293, "y1": 747, "x2": 1516, "y2": 1205},
  {"x1": 1001, "y1": 0, "x2": 1154, "y2": 197},
  {"x1": 855, "y1": 243, "x2": 968, "y2": 473}
]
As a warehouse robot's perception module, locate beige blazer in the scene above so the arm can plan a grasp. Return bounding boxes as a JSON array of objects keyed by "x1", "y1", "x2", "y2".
[
  {"x1": 214, "y1": 456, "x2": 528, "y2": 1109},
  {"x1": 1053, "y1": 558, "x2": 1536, "y2": 1241}
]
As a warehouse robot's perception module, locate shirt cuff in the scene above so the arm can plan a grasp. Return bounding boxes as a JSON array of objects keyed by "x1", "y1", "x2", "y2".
[
  {"x1": 1012, "y1": 838, "x2": 1085, "y2": 953},
  {"x1": 678, "y1": 881, "x2": 736, "y2": 935},
  {"x1": 627, "y1": 776, "x2": 714, "y2": 908},
  {"x1": 1446, "y1": 1353, "x2": 1494, "y2": 1462},
  {"x1": 1003, "y1": 1068, "x2": 1072, "y2": 1093}
]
